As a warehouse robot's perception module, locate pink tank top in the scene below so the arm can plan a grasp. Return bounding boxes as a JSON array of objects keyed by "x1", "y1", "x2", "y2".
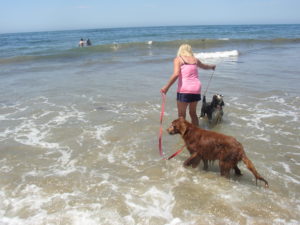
[{"x1": 177, "y1": 58, "x2": 201, "y2": 94}]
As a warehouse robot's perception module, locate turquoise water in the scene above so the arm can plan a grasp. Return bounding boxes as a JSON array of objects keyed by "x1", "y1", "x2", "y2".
[
  {"x1": 0, "y1": 25, "x2": 300, "y2": 224},
  {"x1": 1, "y1": 24, "x2": 300, "y2": 58}
]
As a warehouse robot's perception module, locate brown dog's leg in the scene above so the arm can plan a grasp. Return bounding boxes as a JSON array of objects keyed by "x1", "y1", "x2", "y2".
[
  {"x1": 203, "y1": 159, "x2": 208, "y2": 170},
  {"x1": 184, "y1": 152, "x2": 198, "y2": 167},
  {"x1": 219, "y1": 160, "x2": 231, "y2": 178},
  {"x1": 191, "y1": 155, "x2": 202, "y2": 168},
  {"x1": 233, "y1": 165, "x2": 242, "y2": 176}
]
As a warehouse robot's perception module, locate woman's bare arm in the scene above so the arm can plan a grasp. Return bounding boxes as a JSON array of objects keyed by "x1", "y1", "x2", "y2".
[
  {"x1": 161, "y1": 57, "x2": 181, "y2": 94},
  {"x1": 197, "y1": 59, "x2": 216, "y2": 70}
]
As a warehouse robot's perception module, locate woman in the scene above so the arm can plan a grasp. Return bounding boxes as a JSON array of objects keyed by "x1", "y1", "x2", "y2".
[{"x1": 161, "y1": 44, "x2": 216, "y2": 126}]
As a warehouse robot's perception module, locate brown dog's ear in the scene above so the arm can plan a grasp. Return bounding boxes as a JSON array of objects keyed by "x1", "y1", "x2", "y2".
[{"x1": 178, "y1": 117, "x2": 189, "y2": 135}]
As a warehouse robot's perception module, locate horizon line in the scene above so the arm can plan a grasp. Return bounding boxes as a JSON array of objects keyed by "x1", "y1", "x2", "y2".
[{"x1": 1, "y1": 23, "x2": 300, "y2": 35}]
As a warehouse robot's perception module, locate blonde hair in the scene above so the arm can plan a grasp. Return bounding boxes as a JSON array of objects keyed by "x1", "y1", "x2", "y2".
[{"x1": 177, "y1": 44, "x2": 194, "y2": 57}]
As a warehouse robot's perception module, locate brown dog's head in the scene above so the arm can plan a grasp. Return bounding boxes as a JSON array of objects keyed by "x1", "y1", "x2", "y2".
[{"x1": 166, "y1": 117, "x2": 189, "y2": 135}]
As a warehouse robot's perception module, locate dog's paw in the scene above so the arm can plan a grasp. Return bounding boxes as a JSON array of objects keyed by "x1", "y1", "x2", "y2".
[{"x1": 183, "y1": 161, "x2": 192, "y2": 168}]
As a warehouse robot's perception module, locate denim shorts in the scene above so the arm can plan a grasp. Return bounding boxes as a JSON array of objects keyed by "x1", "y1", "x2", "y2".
[{"x1": 177, "y1": 93, "x2": 201, "y2": 103}]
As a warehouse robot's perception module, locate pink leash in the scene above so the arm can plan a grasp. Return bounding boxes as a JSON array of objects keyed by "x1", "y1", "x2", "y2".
[
  {"x1": 158, "y1": 92, "x2": 185, "y2": 160},
  {"x1": 166, "y1": 145, "x2": 185, "y2": 160},
  {"x1": 158, "y1": 92, "x2": 166, "y2": 157}
]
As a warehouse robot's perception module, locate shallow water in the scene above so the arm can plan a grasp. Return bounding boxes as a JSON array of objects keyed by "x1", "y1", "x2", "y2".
[{"x1": 1, "y1": 25, "x2": 300, "y2": 224}]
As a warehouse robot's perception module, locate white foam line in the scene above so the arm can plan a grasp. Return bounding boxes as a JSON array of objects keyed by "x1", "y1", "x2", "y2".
[
  {"x1": 0, "y1": 106, "x2": 29, "y2": 121},
  {"x1": 13, "y1": 120, "x2": 60, "y2": 149},
  {"x1": 269, "y1": 168, "x2": 300, "y2": 185},
  {"x1": 0, "y1": 128, "x2": 11, "y2": 141},
  {"x1": 195, "y1": 50, "x2": 239, "y2": 59},
  {"x1": 94, "y1": 125, "x2": 113, "y2": 145},
  {"x1": 273, "y1": 218, "x2": 300, "y2": 225},
  {"x1": 106, "y1": 103, "x2": 126, "y2": 114},
  {"x1": 229, "y1": 96, "x2": 300, "y2": 134},
  {"x1": 0, "y1": 185, "x2": 86, "y2": 225},
  {"x1": 285, "y1": 151, "x2": 300, "y2": 155},
  {"x1": 125, "y1": 186, "x2": 177, "y2": 221},
  {"x1": 279, "y1": 162, "x2": 292, "y2": 173},
  {"x1": 0, "y1": 159, "x2": 13, "y2": 173}
]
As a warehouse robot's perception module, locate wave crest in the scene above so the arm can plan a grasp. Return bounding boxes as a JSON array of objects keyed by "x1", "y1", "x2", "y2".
[
  {"x1": 1, "y1": 37, "x2": 299, "y2": 65},
  {"x1": 194, "y1": 50, "x2": 239, "y2": 59}
]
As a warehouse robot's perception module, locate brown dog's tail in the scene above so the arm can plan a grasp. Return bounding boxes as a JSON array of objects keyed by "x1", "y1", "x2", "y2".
[{"x1": 242, "y1": 154, "x2": 269, "y2": 188}]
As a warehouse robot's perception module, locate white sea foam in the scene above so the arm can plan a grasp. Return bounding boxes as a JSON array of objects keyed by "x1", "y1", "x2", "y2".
[
  {"x1": 1, "y1": 98, "x2": 88, "y2": 150},
  {"x1": 94, "y1": 125, "x2": 113, "y2": 145},
  {"x1": 273, "y1": 218, "x2": 300, "y2": 225},
  {"x1": 0, "y1": 185, "x2": 95, "y2": 225},
  {"x1": 106, "y1": 103, "x2": 126, "y2": 114},
  {"x1": 229, "y1": 94, "x2": 300, "y2": 141},
  {"x1": 107, "y1": 152, "x2": 115, "y2": 163},
  {"x1": 0, "y1": 99, "x2": 91, "y2": 177},
  {"x1": 0, "y1": 127, "x2": 11, "y2": 141},
  {"x1": 194, "y1": 50, "x2": 239, "y2": 59},
  {"x1": 268, "y1": 167, "x2": 300, "y2": 185},
  {"x1": 140, "y1": 176, "x2": 149, "y2": 182},
  {"x1": 125, "y1": 186, "x2": 177, "y2": 222},
  {"x1": 0, "y1": 105, "x2": 28, "y2": 121},
  {"x1": 0, "y1": 159, "x2": 13, "y2": 173},
  {"x1": 13, "y1": 119, "x2": 61, "y2": 149},
  {"x1": 279, "y1": 162, "x2": 292, "y2": 173},
  {"x1": 53, "y1": 149, "x2": 79, "y2": 175}
]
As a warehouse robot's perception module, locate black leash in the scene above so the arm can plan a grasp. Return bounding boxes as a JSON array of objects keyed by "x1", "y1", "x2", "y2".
[
  {"x1": 203, "y1": 70, "x2": 215, "y2": 96},
  {"x1": 200, "y1": 70, "x2": 215, "y2": 119}
]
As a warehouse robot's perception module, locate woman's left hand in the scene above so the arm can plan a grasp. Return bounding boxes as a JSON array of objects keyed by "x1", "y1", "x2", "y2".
[{"x1": 160, "y1": 86, "x2": 168, "y2": 94}]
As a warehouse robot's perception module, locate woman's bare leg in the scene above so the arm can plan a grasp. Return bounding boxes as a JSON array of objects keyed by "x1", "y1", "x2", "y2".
[{"x1": 177, "y1": 101, "x2": 188, "y2": 119}]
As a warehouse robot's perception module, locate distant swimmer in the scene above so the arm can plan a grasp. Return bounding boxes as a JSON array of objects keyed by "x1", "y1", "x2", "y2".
[
  {"x1": 86, "y1": 39, "x2": 92, "y2": 46},
  {"x1": 79, "y1": 38, "x2": 85, "y2": 47}
]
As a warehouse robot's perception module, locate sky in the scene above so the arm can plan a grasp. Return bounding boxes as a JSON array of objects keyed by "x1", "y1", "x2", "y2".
[{"x1": 1, "y1": 0, "x2": 300, "y2": 33}]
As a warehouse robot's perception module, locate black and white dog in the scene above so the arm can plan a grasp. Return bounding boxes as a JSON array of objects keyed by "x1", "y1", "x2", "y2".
[{"x1": 200, "y1": 94, "x2": 225, "y2": 124}]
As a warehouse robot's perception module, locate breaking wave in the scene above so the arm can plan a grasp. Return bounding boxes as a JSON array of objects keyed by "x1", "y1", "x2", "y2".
[{"x1": 0, "y1": 38, "x2": 298, "y2": 65}]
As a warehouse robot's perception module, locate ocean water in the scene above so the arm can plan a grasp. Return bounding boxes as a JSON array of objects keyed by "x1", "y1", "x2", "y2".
[{"x1": 0, "y1": 24, "x2": 300, "y2": 225}]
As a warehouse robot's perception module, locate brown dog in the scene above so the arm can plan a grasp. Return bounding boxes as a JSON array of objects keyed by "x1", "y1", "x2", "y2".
[{"x1": 167, "y1": 117, "x2": 269, "y2": 187}]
